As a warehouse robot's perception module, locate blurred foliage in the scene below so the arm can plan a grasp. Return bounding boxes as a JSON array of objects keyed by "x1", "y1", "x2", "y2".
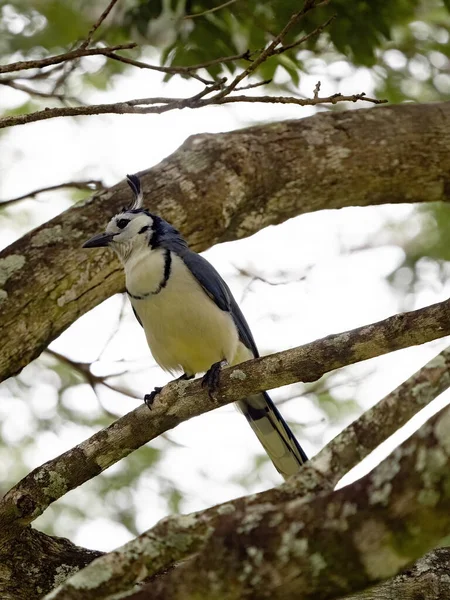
[
  {"x1": 2, "y1": 0, "x2": 450, "y2": 550},
  {"x1": 0, "y1": 0, "x2": 449, "y2": 104},
  {"x1": 366, "y1": 203, "x2": 450, "y2": 309}
]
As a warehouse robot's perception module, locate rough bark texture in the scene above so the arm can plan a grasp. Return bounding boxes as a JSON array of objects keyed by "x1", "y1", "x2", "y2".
[
  {"x1": 1, "y1": 101, "x2": 450, "y2": 383},
  {"x1": 2, "y1": 343, "x2": 450, "y2": 600},
  {"x1": 0, "y1": 526, "x2": 102, "y2": 600},
  {"x1": 2, "y1": 302, "x2": 450, "y2": 533},
  {"x1": 343, "y1": 548, "x2": 450, "y2": 600},
  {"x1": 45, "y1": 403, "x2": 450, "y2": 600}
]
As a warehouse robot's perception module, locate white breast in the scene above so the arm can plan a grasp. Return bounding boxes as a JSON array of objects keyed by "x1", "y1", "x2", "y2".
[{"x1": 126, "y1": 251, "x2": 239, "y2": 376}]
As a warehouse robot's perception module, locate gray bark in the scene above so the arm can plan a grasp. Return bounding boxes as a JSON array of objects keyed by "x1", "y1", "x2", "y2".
[
  {"x1": 2, "y1": 344, "x2": 450, "y2": 599},
  {"x1": 1, "y1": 101, "x2": 450, "y2": 383},
  {"x1": 45, "y1": 403, "x2": 450, "y2": 600}
]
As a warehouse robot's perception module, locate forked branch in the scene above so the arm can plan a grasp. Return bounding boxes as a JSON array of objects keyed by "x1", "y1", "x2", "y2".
[
  {"x1": 0, "y1": 0, "x2": 386, "y2": 130},
  {"x1": 2, "y1": 295, "x2": 450, "y2": 530}
]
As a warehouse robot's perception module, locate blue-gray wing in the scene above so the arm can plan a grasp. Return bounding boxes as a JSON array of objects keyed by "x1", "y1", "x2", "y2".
[{"x1": 178, "y1": 248, "x2": 259, "y2": 358}]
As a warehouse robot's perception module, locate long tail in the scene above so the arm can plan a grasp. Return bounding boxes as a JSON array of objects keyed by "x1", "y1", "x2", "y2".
[{"x1": 237, "y1": 391, "x2": 307, "y2": 479}]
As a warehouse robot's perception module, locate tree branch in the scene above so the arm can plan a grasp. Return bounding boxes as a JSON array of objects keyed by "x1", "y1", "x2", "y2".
[
  {"x1": 1, "y1": 2, "x2": 383, "y2": 130},
  {"x1": 1, "y1": 102, "x2": 449, "y2": 384},
  {"x1": 3, "y1": 342, "x2": 450, "y2": 599},
  {"x1": 343, "y1": 547, "x2": 450, "y2": 600},
  {"x1": 0, "y1": 44, "x2": 137, "y2": 75},
  {"x1": 45, "y1": 400, "x2": 450, "y2": 600},
  {"x1": 0, "y1": 180, "x2": 105, "y2": 208},
  {"x1": 2, "y1": 303, "x2": 450, "y2": 529},
  {"x1": 0, "y1": 526, "x2": 103, "y2": 600},
  {"x1": 210, "y1": 0, "x2": 331, "y2": 100},
  {"x1": 0, "y1": 89, "x2": 383, "y2": 130},
  {"x1": 183, "y1": 0, "x2": 240, "y2": 19},
  {"x1": 80, "y1": 0, "x2": 121, "y2": 50}
]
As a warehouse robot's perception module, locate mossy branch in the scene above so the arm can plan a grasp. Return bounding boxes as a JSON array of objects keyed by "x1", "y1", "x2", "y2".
[
  {"x1": 2, "y1": 304, "x2": 450, "y2": 530},
  {"x1": 4, "y1": 342, "x2": 450, "y2": 599},
  {"x1": 46, "y1": 395, "x2": 450, "y2": 599},
  {"x1": 1, "y1": 102, "x2": 450, "y2": 385}
]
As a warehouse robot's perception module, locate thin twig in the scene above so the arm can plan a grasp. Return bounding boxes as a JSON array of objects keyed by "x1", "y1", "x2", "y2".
[
  {"x1": 272, "y1": 14, "x2": 336, "y2": 55},
  {"x1": 103, "y1": 50, "x2": 233, "y2": 85},
  {"x1": 233, "y1": 78, "x2": 272, "y2": 92},
  {"x1": 97, "y1": 294, "x2": 129, "y2": 360},
  {"x1": 214, "y1": 92, "x2": 386, "y2": 106},
  {"x1": 0, "y1": 78, "x2": 79, "y2": 103},
  {"x1": 0, "y1": 43, "x2": 137, "y2": 75},
  {"x1": 0, "y1": 90, "x2": 386, "y2": 130},
  {"x1": 0, "y1": 180, "x2": 106, "y2": 208},
  {"x1": 211, "y1": 0, "x2": 331, "y2": 100},
  {"x1": 1, "y1": 63, "x2": 66, "y2": 82},
  {"x1": 51, "y1": 58, "x2": 80, "y2": 94},
  {"x1": 183, "y1": 0, "x2": 239, "y2": 19},
  {"x1": 80, "y1": 0, "x2": 121, "y2": 50},
  {"x1": 313, "y1": 80, "x2": 321, "y2": 98},
  {"x1": 46, "y1": 348, "x2": 141, "y2": 400}
]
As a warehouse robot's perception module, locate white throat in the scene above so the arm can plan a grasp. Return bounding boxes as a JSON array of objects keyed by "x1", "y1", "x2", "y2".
[
  {"x1": 124, "y1": 245, "x2": 167, "y2": 298},
  {"x1": 112, "y1": 233, "x2": 150, "y2": 265}
]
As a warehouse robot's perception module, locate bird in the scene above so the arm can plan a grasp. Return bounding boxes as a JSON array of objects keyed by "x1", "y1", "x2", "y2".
[{"x1": 83, "y1": 174, "x2": 307, "y2": 479}]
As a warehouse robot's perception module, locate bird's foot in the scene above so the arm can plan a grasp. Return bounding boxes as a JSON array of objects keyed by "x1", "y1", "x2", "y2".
[
  {"x1": 178, "y1": 372, "x2": 194, "y2": 382},
  {"x1": 201, "y1": 361, "x2": 223, "y2": 400},
  {"x1": 144, "y1": 374, "x2": 193, "y2": 410},
  {"x1": 144, "y1": 386, "x2": 163, "y2": 410}
]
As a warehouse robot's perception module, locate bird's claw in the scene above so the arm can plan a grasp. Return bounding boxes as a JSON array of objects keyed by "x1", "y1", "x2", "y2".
[
  {"x1": 144, "y1": 386, "x2": 163, "y2": 410},
  {"x1": 201, "y1": 361, "x2": 222, "y2": 400}
]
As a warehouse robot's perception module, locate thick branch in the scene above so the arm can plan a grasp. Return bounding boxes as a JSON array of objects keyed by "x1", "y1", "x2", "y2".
[
  {"x1": 1, "y1": 102, "x2": 450, "y2": 383},
  {"x1": 46, "y1": 403, "x2": 450, "y2": 600},
  {"x1": 2, "y1": 305, "x2": 450, "y2": 530},
  {"x1": 3, "y1": 343, "x2": 450, "y2": 599},
  {"x1": 33, "y1": 345, "x2": 450, "y2": 599},
  {"x1": 0, "y1": 527, "x2": 102, "y2": 600},
  {"x1": 343, "y1": 547, "x2": 450, "y2": 600}
]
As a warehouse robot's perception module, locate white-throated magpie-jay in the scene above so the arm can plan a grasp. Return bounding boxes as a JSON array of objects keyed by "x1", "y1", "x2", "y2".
[{"x1": 83, "y1": 174, "x2": 307, "y2": 479}]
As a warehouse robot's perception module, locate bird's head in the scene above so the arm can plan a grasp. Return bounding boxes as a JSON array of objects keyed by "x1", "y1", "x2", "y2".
[{"x1": 83, "y1": 174, "x2": 184, "y2": 262}]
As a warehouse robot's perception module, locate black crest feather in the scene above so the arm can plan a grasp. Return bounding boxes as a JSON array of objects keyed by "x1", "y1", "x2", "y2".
[{"x1": 126, "y1": 174, "x2": 144, "y2": 210}]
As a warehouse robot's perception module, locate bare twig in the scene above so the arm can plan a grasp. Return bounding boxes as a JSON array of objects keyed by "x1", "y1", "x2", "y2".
[
  {"x1": 105, "y1": 48, "x2": 254, "y2": 76},
  {"x1": 215, "y1": 91, "x2": 385, "y2": 105},
  {"x1": 183, "y1": 0, "x2": 240, "y2": 19},
  {"x1": 0, "y1": 1, "x2": 382, "y2": 133},
  {"x1": 103, "y1": 50, "x2": 228, "y2": 85},
  {"x1": 51, "y1": 56, "x2": 82, "y2": 94},
  {"x1": 272, "y1": 14, "x2": 336, "y2": 55},
  {"x1": 80, "y1": 0, "x2": 121, "y2": 49},
  {"x1": 313, "y1": 80, "x2": 321, "y2": 98},
  {"x1": 211, "y1": 0, "x2": 331, "y2": 100},
  {"x1": 46, "y1": 348, "x2": 141, "y2": 400},
  {"x1": 0, "y1": 90, "x2": 385, "y2": 130},
  {"x1": 0, "y1": 180, "x2": 106, "y2": 208},
  {"x1": 233, "y1": 78, "x2": 273, "y2": 92},
  {"x1": 0, "y1": 43, "x2": 137, "y2": 75},
  {"x1": 0, "y1": 63, "x2": 66, "y2": 82},
  {"x1": 0, "y1": 79, "x2": 74, "y2": 102},
  {"x1": 97, "y1": 293, "x2": 129, "y2": 360}
]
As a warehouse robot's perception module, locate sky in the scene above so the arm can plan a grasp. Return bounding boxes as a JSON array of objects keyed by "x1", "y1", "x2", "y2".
[{"x1": 1, "y1": 52, "x2": 449, "y2": 551}]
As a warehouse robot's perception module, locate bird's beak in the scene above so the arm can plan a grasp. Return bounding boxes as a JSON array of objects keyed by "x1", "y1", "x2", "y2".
[{"x1": 82, "y1": 232, "x2": 114, "y2": 248}]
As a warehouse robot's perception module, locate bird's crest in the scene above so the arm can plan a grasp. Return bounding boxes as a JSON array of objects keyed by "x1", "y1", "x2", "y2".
[{"x1": 126, "y1": 174, "x2": 144, "y2": 210}]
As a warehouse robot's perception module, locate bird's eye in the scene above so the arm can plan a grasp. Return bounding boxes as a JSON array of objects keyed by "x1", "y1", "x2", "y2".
[{"x1": 116, "y1": 218, "x2": 130, "y2": 230}]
